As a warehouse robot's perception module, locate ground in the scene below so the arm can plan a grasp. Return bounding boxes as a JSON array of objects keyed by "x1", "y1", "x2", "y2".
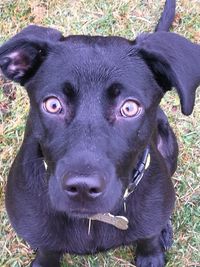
[{"x1": 0, "y1": 0, "x2": 199, "y2": 266}]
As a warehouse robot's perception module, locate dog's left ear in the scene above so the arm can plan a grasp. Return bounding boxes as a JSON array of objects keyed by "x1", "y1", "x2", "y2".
[{"x1": 137, "y1": 32, "x2": 200, "y2": 115}]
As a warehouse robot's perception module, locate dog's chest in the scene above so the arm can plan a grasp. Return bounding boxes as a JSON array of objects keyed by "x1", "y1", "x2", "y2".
[
  {"x1": 42, "y1": 217, "x2": 136, "y2": 254},
  {"x1": 62, "y1": 221, "x2": 132, "y2": 253}
]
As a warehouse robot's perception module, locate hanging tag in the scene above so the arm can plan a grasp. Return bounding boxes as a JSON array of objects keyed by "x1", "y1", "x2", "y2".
[{"x1": 88, "y1": 213, "x2": 128, "y2": 230}]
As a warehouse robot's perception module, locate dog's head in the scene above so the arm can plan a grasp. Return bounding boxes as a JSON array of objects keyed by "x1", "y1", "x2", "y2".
[{"x1": 0, "y1": 25, "x2": 200, "y2": 217}]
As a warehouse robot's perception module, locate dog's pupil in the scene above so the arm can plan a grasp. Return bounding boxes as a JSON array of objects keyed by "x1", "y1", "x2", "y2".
[
  {"x1": 48, "y1": 99, "x2": 59, "y2": 111},
  {"x1": 52, "y1": 103, "x2": 57, "y2": 110},
  {"x1": 125, "y1": 103, "x2": 133, "y2": 113}
]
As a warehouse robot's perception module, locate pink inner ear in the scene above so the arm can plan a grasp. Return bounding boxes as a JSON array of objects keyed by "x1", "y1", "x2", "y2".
[{"x1": 8, "y1": 51, "x2": 31, "y2": 71}]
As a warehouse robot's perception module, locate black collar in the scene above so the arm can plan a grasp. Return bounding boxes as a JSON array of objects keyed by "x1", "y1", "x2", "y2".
[{"x1": 123, "y1": 146, "x2": 151, "y2": 202}]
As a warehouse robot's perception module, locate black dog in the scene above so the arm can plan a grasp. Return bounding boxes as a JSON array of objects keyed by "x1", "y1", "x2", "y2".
[{"x1": 0, "y1": 0, "x2": 199, "y2": 266}]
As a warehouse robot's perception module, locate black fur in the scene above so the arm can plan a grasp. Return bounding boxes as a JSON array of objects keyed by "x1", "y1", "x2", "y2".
[{"x1": 0, "y1": 1, "x2": 199, "y2": 266}]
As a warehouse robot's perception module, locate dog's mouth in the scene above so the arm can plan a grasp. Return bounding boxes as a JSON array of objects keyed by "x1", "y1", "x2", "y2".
[{"x1": 69, "y1": 202, "x2": 129, "y2": 232}]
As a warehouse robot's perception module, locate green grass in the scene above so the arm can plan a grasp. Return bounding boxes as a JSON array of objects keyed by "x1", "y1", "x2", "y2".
[{"x1": 0, "y1": 0, "x2": 200, "y2": 266}]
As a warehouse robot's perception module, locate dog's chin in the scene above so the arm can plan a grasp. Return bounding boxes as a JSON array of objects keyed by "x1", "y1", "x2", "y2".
[{"x1": 66, "y1": 199, "x2": 124, "y2": 219}]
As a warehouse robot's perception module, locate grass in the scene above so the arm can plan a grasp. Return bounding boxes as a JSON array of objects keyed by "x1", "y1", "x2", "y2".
[{"x1": 0, "y1": 0, "x2": 200, "y2": 266}]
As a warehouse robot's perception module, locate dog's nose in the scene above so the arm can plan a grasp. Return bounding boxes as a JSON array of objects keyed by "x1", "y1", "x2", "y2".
[{"x1": 63, "y1": 175, "x2": 105, "y2": 199}]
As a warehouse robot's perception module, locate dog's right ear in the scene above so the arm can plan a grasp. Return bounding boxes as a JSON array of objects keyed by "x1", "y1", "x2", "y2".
[{"x1": 0, "y1": 25, "x2": 63, "y2": 85}]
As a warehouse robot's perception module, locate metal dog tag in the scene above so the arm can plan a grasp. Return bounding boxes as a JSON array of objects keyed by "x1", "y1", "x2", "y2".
[{"x1": 88, "y1": 213, "x2": 128, "y2": 233}]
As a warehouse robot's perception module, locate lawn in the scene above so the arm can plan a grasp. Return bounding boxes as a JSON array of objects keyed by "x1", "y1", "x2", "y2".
[{"x1": 0, "y1": 0, "x2": 200, "y2": 266}]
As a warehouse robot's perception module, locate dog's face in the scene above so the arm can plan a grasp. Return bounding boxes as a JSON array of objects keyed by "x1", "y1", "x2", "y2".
[
  {"x1": 0, "y1": 26, "x2": 199, "y2": 217},
  {"x1": 27, "y1": 36, "x2": 162, "y2": 216}
]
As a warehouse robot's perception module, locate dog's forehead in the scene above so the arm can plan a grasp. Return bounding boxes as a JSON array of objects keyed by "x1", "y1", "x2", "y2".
[
  {"x1": 48, "y1": 36, "x2": 139, "y2": 72},
  {"x1": 38, "y1": 36, "x2": 149, "y2": 83},
  {"x1": 62, "y1": 35, "x2": 133, "y2": 54},
  {"x1": 29, "y1": 35, "x2": 159, "y2": 105},
  {"x1": 52, "y1": 37, "x2": 128, "y2": 68}
]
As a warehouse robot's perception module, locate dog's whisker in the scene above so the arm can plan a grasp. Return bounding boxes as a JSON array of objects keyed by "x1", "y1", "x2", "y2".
[
  {"x1": 123, "y1": 201, "x2": 127, "y2": 213},
  {"x1": 88, "y1": 219, "x2": 92, "y2": 235}
]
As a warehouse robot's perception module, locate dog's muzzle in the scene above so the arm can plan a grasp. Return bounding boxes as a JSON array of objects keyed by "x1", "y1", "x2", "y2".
[
  {"x1": 87, "y1": 146, "x2": 151, "y2": 233},
  {"x1": 43, "y1": 147, "x2": 150, "y2": 233}
]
